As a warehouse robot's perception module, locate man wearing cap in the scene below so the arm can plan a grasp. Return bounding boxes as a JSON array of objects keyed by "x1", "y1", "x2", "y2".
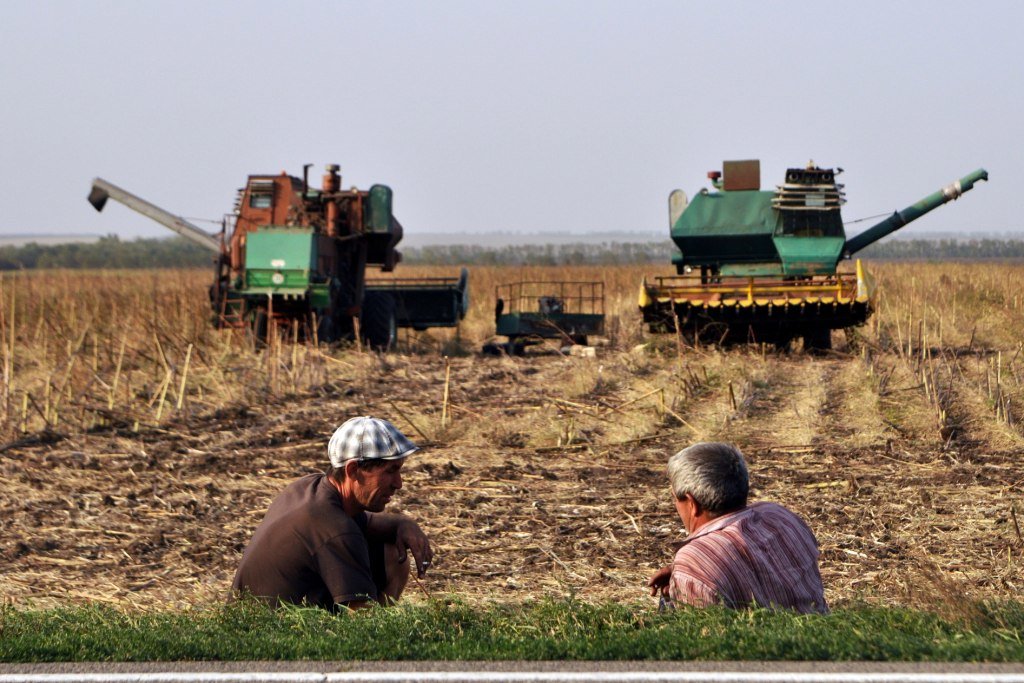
[{"x1": 232, "y1": 416, "x2": 433, "y2": 610}]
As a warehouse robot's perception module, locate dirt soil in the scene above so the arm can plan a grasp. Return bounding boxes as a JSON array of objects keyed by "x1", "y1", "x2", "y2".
[{"x1": 2, "y1": 347, "x2": 1022, "y2": 612}]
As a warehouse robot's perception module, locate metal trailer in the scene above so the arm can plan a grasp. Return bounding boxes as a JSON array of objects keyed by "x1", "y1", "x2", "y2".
[
  {"x1": 365, "y1": 269, "x2": 470, "y2": 331},
  {"x1": 488, "y1": 280, "x2": 605, "y2": 354}
]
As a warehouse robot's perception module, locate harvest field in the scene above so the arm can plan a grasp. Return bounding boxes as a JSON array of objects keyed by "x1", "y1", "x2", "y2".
[{"x1": 1, "y1": 262, "x2": 1022, "y2": 616}]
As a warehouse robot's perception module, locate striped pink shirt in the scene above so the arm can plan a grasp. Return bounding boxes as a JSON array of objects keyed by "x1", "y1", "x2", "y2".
[{"x1": 669, "y1": 501, "x2": 828, "y2": 614}]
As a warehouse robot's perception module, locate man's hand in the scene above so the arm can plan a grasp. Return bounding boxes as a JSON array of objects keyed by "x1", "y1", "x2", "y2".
[
  {"x1": 396, "y1": 519, "x2": 433, "y2": 578},
  {"x1": 647, "y1": 565, "x2": 672, "y2": 598}
]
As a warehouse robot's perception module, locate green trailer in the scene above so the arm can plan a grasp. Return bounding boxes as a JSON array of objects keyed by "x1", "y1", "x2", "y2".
[
  {"x1": 488, "y1": 280, "x2": 605, "y2": 354},
  {"x1": 366, "y1": 268, "x2": 470, "y2": 331}
]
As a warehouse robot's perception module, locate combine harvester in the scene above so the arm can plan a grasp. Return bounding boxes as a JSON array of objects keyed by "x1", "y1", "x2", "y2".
[
  {"x1": 639, "y1": 160, "x2": 988, "y2": 350},
  {"x1": 88, "y1": 164, "x2": 468, "y2": 348}
]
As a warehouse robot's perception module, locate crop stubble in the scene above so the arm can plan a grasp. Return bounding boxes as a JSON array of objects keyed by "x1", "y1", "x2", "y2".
[{"x1": 0, "y1": 263, "x2": 1022, "y2": 613}]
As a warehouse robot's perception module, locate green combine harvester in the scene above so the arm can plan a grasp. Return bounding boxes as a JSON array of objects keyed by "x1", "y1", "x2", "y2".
[{"x1": 640, "y1": 160, "x2": 988, "y2": 349}]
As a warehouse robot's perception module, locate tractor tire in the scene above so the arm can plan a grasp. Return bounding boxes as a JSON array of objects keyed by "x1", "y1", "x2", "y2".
[{"x1": 361, "y1": 291, "x2": 398, "y2": 351}]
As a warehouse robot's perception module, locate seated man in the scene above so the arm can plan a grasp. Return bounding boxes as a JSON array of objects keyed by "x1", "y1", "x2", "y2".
[
  {"x1": 232, "y1": 416, "x2": 433, "y2": 610},
  {"x1": 647, "y1": 442, "x2": 827, "y2": 614}
]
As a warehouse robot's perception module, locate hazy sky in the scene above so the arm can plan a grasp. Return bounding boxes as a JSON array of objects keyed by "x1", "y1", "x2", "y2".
[{"x1": 2, "y1": 1, "x2": 1021, "y2": 241}]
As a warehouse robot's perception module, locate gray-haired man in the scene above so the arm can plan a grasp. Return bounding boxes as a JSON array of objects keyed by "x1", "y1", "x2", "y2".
[
  {"x1": 232, "y1": 416, "x2": 433, "y2": 610},
  {"x1": 647, "y1": 442, "x2": 827, "y2": 613}
]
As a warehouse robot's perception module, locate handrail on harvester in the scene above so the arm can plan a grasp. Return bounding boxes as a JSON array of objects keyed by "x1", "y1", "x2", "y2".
[
  {"x1": 843, "y1": 169, "x2": 988, "y2": 257},
  {"x1": 642, "y1": 260, "x2": 871, "y2": 306},
  {"x1": 647, "y1": 274, "x2": 860, "y2": 297},
  {"x1": 87, "y1": 177, "x2": 222, "y2": 254}
]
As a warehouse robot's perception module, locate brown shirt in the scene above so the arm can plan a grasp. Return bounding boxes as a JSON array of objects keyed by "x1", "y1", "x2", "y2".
[{"x1": 232, "y1": 473, "x2": 378, "y2": 608}]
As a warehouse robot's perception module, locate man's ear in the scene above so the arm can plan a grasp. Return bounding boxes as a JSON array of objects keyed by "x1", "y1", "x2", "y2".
[
  {"x1": 687, "y1": 494, "x2": 704, "y2": 517},
  {"x1": 343, "y1": 459, "x2": 361, "y2": 481}
]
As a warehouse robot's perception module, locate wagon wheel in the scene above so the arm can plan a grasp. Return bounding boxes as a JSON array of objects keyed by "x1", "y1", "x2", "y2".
[
  {"x1": 505, "y1": 336, "x2": 527, "y2": 356},
  {"x1": 361, "y1": 291, "x2": 398, "y2": 351}
]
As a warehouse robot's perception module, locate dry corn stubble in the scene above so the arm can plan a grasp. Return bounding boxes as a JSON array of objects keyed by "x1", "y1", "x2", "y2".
[{"x1": 0, "y1": 262, "x2": 1022, "y2": 611}]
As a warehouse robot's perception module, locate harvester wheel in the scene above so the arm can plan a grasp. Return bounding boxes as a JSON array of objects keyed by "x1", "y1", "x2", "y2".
[
  {"x1": 316, "y1": 311, "x2": 338, "y2": 344},
  {"x1": 208, "y1": 284, "x2": 223, "y2": 329},
  {"x1": 361, "y1": 291, "x2": 398, "y2": 351},
  {"x1": 773, "y1": 335, "x2": 794, "y2": 352},
  {"x1": 250, "y1": 307, "x2": 269, "y2": 346},
  {"x1": 843, "y1": 327, "x2": 864, "y2": 352},
  {"x1": 803, "y1": 328, "x2": 832, "y2": 353}
]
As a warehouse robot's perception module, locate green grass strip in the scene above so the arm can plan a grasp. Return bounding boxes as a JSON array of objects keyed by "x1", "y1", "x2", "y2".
[{"x1": 1, "y1": 598, "x2": 1022, "y2": 662}]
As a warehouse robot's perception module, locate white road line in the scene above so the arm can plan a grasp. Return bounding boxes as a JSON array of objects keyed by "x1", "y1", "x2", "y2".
[{"x1": 3, "y1": 672, "x2": 1024, "y2": 683}]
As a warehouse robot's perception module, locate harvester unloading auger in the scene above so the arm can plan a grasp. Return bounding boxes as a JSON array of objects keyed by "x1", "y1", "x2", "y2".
[
  {"x1": 639, "y1": 160, "x2": 988, "y2": 350},
  {"x1": 88, "y1": 165, "x2": 468, "y2": 347}
]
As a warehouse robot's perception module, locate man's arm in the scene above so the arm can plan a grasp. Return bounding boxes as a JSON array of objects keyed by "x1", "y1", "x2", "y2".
[
  {"x1": 648, "y1": 565, "x2": 672, "y2": 597},
  {"x1": 366, "y1": 512, "x2": 434, "y2": 577}
]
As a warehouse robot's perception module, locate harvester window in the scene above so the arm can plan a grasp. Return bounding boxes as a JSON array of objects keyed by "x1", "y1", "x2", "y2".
[
  {"x1": 780, "y1": 211, "x2": 843, "y2": 238},
  {"x1": 248, "y1": 181, "x2": 275, "y2": 209}
]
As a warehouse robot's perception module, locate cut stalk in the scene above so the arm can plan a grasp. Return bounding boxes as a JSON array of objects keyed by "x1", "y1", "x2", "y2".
[
  {"x1": 441, "y1": 356, "x2": 451, "y2": 428},
  {"x1": 4, "y1": 284, "x2": 14, "y2": 426},
  {"x1": 175, "y1": 344, "x2": 193, "y2": 411},
  {"x1": 154, "y1": 369, "x2": 172, "y2": 421},
  {"x1": 108, "y1": 338, "x2": 127, "y2": 410}
]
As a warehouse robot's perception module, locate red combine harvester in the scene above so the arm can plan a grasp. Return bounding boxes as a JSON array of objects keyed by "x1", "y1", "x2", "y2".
[{"x1": 89, "y1": 164, "x2": 469, "y2": 347}]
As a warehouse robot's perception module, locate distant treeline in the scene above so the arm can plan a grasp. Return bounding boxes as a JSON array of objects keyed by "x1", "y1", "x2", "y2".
[
  {"x1": 858, "y1": 238, "x2": 1024, "y2": 260},
  {"x1": 2, "y1": 235, "x2": 1024, "y2": 270},
  {"x1": 401, "y1": 242, "x2": 675, "y2": 265},
  {"x1": 0, "y1": 236, "x2": 213, "y2": 270},
  {"x1": 407, "y1": 238, "x2": 1024, "y2": 264}
]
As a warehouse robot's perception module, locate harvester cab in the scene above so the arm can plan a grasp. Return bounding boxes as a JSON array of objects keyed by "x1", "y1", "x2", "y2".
[
  {"x1": 88, "y1": 165, "x2": 469, "y2": 347},
  {"x1": 640, "y1": 160, "x2": 988, "y2": 350}
]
